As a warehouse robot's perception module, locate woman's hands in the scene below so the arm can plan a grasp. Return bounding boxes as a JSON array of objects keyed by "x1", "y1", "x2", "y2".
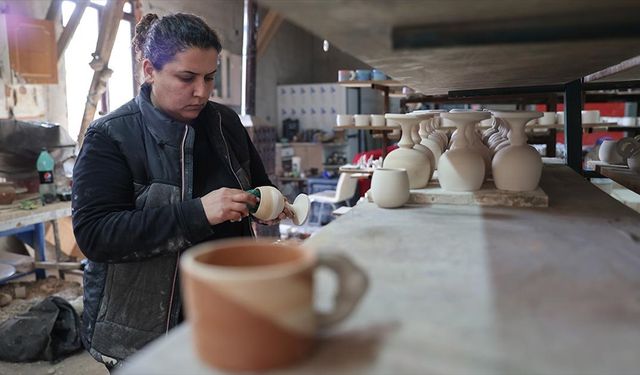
[
  {"x1": 253, "y1": 204, "x2": 294, "y2": 226},
  {"x1": 200, "y1": 188, "x2": 258, "y2": 225}
]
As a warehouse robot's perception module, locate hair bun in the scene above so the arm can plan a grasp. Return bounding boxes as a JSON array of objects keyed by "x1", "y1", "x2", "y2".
[{"x1": 132, "y1": 13, "x2": 159, "y2": 59}]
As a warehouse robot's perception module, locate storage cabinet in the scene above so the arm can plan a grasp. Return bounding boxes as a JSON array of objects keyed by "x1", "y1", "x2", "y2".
[{"x1": 2, "y1": 15, "x2": 58, "y2": 84}]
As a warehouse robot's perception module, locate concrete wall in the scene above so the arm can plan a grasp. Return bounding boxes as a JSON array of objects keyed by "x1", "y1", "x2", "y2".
[
  {"x1": 141, "y1": 0, "x2": 245, "y2": 55},
  {"x1": 256, "y1": 19, "x2": 369, "y2": 128}
]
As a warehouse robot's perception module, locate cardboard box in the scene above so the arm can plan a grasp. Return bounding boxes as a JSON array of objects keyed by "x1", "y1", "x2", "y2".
[{"x1": 45, "y1": 216, "x2": 84, "y2": 259}]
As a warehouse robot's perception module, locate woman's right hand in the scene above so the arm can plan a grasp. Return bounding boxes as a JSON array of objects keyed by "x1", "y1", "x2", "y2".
[{"x1": 200, "y1": 187, "x2": 258, "y2": 225}]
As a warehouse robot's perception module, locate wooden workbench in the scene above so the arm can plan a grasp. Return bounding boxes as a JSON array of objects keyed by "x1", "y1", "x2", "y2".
[{"x1": 120, "y1": 165, "x2": 640, "y2": 374}]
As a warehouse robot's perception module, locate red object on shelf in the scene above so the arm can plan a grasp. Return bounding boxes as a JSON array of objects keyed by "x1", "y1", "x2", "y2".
[
  {"x1": 535, "y1": 103, "x2": 626, "y2": 116},
  {"x1": 351, "y1": 145, "x2": 398, "y2": 196}
]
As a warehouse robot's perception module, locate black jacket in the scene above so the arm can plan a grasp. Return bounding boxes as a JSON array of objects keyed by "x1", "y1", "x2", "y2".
[{"x1": 72, "y1": 84, "x2": 271, "y2": 364}]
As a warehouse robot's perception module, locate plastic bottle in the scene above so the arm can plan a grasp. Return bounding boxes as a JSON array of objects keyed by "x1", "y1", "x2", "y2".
[{"x1": 37, "y1": 148, "x2": 56, "y2": 204}]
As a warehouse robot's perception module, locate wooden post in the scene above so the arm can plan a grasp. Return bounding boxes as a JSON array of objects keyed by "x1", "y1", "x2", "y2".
[
  {"x1": 77, "y1": 0, "x2": 126, "y2": 146},
  {"x1": 46, "y1": 0, "x2": 63, "y2": 22},
  {"x1": 57, "y1": 0, "x2": 89, "y2": 60}
]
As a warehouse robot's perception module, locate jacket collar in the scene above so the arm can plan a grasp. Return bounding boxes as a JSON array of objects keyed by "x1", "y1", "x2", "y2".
[{"x1": 136, "y1": 83, "x2": 188, "y2": 147}]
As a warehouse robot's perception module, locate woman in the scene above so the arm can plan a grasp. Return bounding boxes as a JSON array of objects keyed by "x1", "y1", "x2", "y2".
[{"x1": 72, "y1": 13, "x2": 287, "y2": 369}]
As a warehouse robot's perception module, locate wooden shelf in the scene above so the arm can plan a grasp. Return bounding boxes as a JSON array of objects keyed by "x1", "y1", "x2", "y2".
[
  {"x1": 594, "y1": 163, "x2": 640, "y2": 194},
  {"x1": 338, "y1": 80, "x2": 404, "y2": 88}
]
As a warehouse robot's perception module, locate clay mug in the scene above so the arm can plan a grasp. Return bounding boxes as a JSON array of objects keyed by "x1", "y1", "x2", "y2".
[
  {"x1": 370, "y1": 168, "x2": 410, "y2": 208},
  {"x1": 336, "y1": 114, "x2": 353, "y2": 126},
  {"x1": 370, "y1": 114, "x2": 386, "y2": 127},
  {"x1": 538, "y1": 112, "x2": 556, "y2": 125},
  {"x1": 248, "y1": 186, "x2": 310, "y2": 225},
  {"x1": 599, "y1": 140, "x2": 625, "y2": 165},
  {"x1": 355, "y1": 69, "x2": 371, "y2": 81},
  {"x1": 615, "y1": 137, "x2": 640, "y2": 161},
  {"x1": 180, "y1": 238, "x2": 369, "y2": 371},
  {"x1": 627, "y1": 151, "x2": 640, "y2": 173},
  {"x1": 337, "y1": 69, "x2": 355, "y2": 82},
  {"x1": 354, "y1": 114, "x2": 370, "y2": 127},
  {"x1": 371, "y1": 69, "x2": 386, "y2": 81}
]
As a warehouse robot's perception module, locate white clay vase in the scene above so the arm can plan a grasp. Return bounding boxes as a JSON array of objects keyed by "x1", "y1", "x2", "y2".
[
  {"x1": 249, "y1": 186, "x2": 310, "y2": 225},
  {"x1": 410, "y1": 116, "x2": 436, "y2": 179},
  {"x1": 439, "y1": 111, "x2": 491, "y2": 191},
  {"x1": 383, "y1": 114, "x2": 432, "y2": 189},
  {"x1": 458, "y1": 121, "x2": 492, "y2": 179},
  {"x1": 491, "y1": 110, "x2": 543, "y2": 191},
  {"x1": 370, "y1": 168, "x2": 410, "y2": 208},
  {"x1": 418, "y1": 119, "x2": 442, "y2": 169}
]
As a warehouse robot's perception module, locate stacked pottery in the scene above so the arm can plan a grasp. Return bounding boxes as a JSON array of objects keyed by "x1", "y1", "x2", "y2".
[
  {"x1": 438, "y1": 111, "x2": 491, "y2": 191},
  {"x1": 409, "y1": 113, "x2": 436, "y2": 179},
  {"x1": 412, "y1": 110, "x2": 445, "y2": 169},
  {"x1": 383, "y1": 114, "x2": 432, "y2": 189},
  {"x1": 490, "y1": 110, "x2": 543, "y2": 191}
]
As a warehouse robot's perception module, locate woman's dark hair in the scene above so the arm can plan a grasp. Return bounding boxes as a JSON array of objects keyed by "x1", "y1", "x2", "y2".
[{"x1": 132, "y1": 13, "x2": 222, "y2": 69}]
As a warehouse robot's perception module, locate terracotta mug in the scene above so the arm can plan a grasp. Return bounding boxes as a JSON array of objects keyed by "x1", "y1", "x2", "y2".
[{"x1": 180, "y1": 239, "x2": 369, "y2": 371}]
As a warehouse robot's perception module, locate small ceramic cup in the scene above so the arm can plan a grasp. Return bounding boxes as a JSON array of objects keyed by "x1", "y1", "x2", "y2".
[
  {"x1": 599, "y1": 140, "x2": 625, "y2": 165},
  {"x1": 581, "y1": 110, "x2": 600, "y2": 124},
  {"x1": 354, "y1": 114, "x2": 370, "y2": 127},
  {"x1": 181, "y1": 239, "x2": 368, "y2": 371},
  {"x1": 371, "y1": 69, "x2": 386, "y2": 81},
  {"x1": 627, "y1": 151, "x2": 640, "y2": 173},
  {"x1": 355, "y1": 69, "x2": 371, "y2": 81},
  {"x1": 370, "y1": 114, "x2": 386, "y2": 127},
  {"x1": 538, "y1": 112, "x2": 556, "y2": 125},
  {"x1": 336, "y1": 114, "x2": 353, "y2": 126},
  {"x1": 337, "y1": 69, "x2": 355, "y2": 82},
  {"x1": 370, "y1": 168, "x2": 410, "y2": 208}
]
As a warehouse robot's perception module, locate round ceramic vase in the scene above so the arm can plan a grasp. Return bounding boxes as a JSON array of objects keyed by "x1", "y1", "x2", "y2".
[
  {"x1": 370, "y1": 168, "x2": 410, "y2": 208},
  {"x1": 383, "y1": 114, "x2": 431, "y2": 189},
  {"x1": 491, "y1": 110, "x2": 543, "y2": 191},
  {"x1": 439, "y1": 111, "x2": 491, "y2": 191}
]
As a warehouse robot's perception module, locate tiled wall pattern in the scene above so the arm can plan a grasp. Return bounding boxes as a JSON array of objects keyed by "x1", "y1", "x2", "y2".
[{"x1": 276, "y1": 83, "x2": 347, "y2": 136}]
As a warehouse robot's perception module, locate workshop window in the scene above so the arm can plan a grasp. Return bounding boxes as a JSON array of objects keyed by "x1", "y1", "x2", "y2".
[{"x1": 61, "y1": 0, "x2": 135, "y2": 140}]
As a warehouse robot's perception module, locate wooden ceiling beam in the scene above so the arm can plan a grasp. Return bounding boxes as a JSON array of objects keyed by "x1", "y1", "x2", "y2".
[{"x1": 257, "y1": 10, "x2": 283, "y2": 58}]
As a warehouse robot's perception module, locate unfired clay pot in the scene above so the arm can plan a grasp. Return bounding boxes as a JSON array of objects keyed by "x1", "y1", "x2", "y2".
[
  {"x1": 383, "y1": 114, "x2": 431, "y2": 189},
  {"x1": 410, "y1": 121, "x2": 435, "y2": 180},
  {"x1": 491, "y1": 110, "x2": 543, "y2": 191},
  {"x1": 439, "y1": 111, "x2": 491, "y2": 191},
  {"x1": 250, "y1": 186, "x2": 310, "y2": 225},
  {"x1": 370, "y1": 168, "x2": 410, "y2": 208}
]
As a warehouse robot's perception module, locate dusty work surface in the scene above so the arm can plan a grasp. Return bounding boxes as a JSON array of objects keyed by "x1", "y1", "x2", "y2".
[
  {"x1": 409, "y1": 182, "x2": 548, "y2": 207},
  {"x1": 120, "y1": 165, "x2": 640, "y2": 374}
]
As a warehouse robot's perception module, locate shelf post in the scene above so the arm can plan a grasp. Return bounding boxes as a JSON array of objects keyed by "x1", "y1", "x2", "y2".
[{"x1": 563, "y1": 79, "x2": 583, "y2": 173}]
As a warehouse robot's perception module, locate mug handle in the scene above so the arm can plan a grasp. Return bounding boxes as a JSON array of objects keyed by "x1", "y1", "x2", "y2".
[{"x1": 316, "y1": 253, "x2": 368, "y2": 330}]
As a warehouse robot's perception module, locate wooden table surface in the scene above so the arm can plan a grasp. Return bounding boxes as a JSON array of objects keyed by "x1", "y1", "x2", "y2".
[
  {"x1": 120, "y1": 165, "x2": 640, "y2": 375},
  {"x1": 0, "y1": 201, "x2": 71, "y2": 232}
]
